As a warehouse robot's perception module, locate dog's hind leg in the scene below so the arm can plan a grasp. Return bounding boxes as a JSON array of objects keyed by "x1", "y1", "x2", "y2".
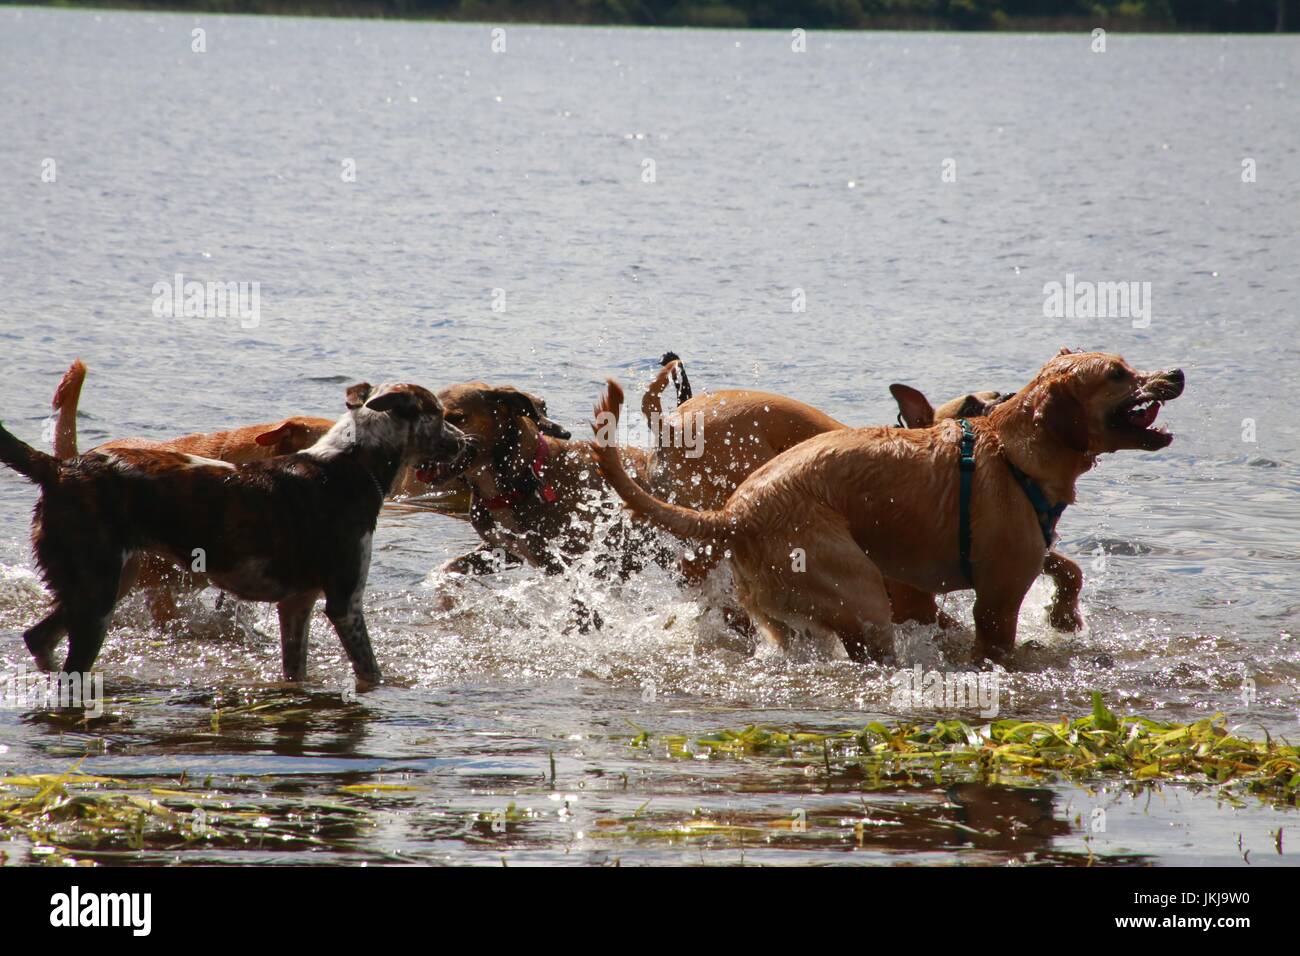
[
  {"x1": 885, "y1": 579, "x2": 960, "y2": 630},
  {"x1": 739, "y1": 522, "x2": 895, "y2": 663},
  {"x1": 37, "y1": 533, "x2": 122, "y2": 674},
  {"x1": 813, "y1": 550, "x2": 895, "y2": 663},
  {"x1": 277, "y1": 590, "x2": 320, "y2": 682}
]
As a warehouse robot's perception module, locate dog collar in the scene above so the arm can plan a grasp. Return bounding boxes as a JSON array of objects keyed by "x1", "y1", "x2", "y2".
[
  {"x1": 478, "y1": 434, "x2": 559, "y2": 511},
  {"x1": 360, "y1": 466, "x2": 386, "y2": 503}
]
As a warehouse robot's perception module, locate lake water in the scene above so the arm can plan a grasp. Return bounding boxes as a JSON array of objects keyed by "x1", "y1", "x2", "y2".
[{"x1": 0, "y1": 7, "x2": 1297, "y2": 865}]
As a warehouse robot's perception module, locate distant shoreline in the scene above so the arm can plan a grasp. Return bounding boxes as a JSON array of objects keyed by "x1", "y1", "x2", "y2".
[{"x1": 10, "y1": 1, "x2": 1297, "y2": 34}]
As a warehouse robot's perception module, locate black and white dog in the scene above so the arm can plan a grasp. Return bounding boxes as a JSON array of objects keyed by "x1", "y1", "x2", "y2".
[{"x1": 0, "y1": 381, "x2": 470, "y2": 689}]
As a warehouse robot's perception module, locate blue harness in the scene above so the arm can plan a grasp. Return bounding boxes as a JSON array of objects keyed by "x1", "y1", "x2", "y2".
[{"x1": 956, "y1": 418, "x2": 1066, "y2": 585}]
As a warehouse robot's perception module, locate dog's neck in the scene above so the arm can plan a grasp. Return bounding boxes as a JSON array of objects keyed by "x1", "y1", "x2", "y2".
[
  {"x1": 987, "y1": 395, "x2": 1093, "y2": 505},
  {"x1": 467, "y1": 418, "x2": 584, "y2": 506},
  {"x1": 305, "y1": 414, "x2": 407, "y2": 498}
]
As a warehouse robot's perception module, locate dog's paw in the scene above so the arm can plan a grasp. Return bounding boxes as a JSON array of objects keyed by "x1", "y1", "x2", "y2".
[
  {"x1": 352, "y1": 672, "x2": 381, "y2": 693},
  {"x1": 1048, "y1": 602, "x2": 1084, "y2": 632}
]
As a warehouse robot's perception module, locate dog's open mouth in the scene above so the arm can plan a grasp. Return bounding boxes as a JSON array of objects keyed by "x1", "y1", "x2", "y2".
[
  {"x1": 416, "y1": 440, "x2": 476, "y2": 485},
  {"x1": 1108, "y1": 390, "x2": 1174, "y2": 449}
]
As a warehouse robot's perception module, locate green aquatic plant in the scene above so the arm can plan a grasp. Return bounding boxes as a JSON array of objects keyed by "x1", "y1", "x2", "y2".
[
  {"x1": 629, "y1": 694, "x2": 1300, "y2": 806},
  {"x1": 0, "y1": 761, "x2": 373, "y2": 863}
]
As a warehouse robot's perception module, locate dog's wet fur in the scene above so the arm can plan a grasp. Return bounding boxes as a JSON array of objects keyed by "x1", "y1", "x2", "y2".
[
  {"x1": 593, "y1": 350, "x2": 1184, "y2": 665},
  {"x1": 0, "y1": 382, "x2": 469, "y2": 687}
]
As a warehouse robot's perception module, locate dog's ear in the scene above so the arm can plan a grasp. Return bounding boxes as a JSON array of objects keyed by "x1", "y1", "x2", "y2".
[
  {"x1": 255, "y1": 420, "x2": 322, "y2": 452},
  {"x1": 491, "y1": 387, "x2": 571, "y2": 439},
  {"x1": 346, "y1": 383, "x2": 372, "y2": 410},
  {"x1": 1033, "y1": 383, "x2": 1090, "y2": 454},
  {"x1": 254, "y1": 421, "x2": 296, "y2": 447},
  {"x1": 889, "y1": 384, "x2": 935, "y2": 428},
  {"x1": 365, "y1": 389, "x2": 423, "y2": 418}
]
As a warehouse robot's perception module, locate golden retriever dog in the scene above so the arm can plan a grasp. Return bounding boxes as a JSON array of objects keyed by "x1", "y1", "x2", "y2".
[
  {"x1": 649, "y1": 361, "x2": 1085, "y2": 631},
  {"x1": 592, "y1": 350, "x2": 1184, "y2": 664}
]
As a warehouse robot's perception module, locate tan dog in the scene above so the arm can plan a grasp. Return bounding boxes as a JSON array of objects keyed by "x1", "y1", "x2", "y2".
[
  {"x1": 431, "y1": 357, "x2": 841, "y2": 577},
  {"x1": 888, "y1": 382, "x2": 1083, "y2": 631},
  {"x1": 51, "y1": 360, "x2": 333, "y2": 463},
  {"x1": 647, "y1": 358, "x2": 1083, "y2": 630},
  {"x1": 592, "y1": 351, "x2": 1184, "y2": 664}
]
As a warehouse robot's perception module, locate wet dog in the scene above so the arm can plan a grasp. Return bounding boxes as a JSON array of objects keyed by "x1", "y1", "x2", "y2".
[
  {"x1": 592, "y1": 350, "x2": 1183, "y2": 664},
  {"x1": 0, "y1": 382, "x2": 470, "y2": 687},
  {"x1": 49, "y1": 359, "x2": 336, "y2": 624},
  {"x1": 639, "y1": 358, "x2": 1085, "y2": 631}
]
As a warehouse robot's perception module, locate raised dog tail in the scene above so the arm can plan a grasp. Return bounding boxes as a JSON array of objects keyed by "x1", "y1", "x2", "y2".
[
  {"x1": 641, "y1": 351, "x2": 694, "y2": 431},
  {"x1": 0, "y1": 421, "x2": 59, "y2": 486},
  {"x1": 51, "y1": 358, "x2": 86, "y2": 459},
  {"x1": 593, "y1": 378, "x2": 729, "y2": 543},
  {"x1": 660, "y1": 351, "x2": 693, "y2": 405}
]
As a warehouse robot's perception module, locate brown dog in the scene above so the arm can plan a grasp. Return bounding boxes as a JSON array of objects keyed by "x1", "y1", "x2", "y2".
[
  {"x1": 431, "y1": 380, "x2": 653, "y2": 575},
  {"x1": 888, "y1": 382, "x2": 1083, "y2": 631},
  {"x1": 2, "y1": 382, "x2": 470, "y2": 686},
  {"x1": 429, "y1": 357, "x2": 838, "y2": 577},
  {"x1": 644, "y1": 358, "x2": 1083, "y2": 630},
  {"x1": 51, "y1": 360, "x2": 334, "y2": 463},
  {"x1": 592, "y1": 350, "x2": 1184, "y2": 664}
]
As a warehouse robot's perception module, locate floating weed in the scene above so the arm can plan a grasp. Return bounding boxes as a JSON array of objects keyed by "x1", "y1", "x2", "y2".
[
  {"x1": 626, "y1": 695, "x2": 1300, "y2": 806},
  {"x1": 0, "y1": 760, "x2": 375, "y2": 863}
]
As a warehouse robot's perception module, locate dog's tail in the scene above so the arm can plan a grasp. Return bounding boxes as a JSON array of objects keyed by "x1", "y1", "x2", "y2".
[
  {"x1": 0, "y1": 421, "x2": 59, "y2": 486},
  {"x1": 661, "y1": 351, "x2": 693, "y2": 405},
  {"x1": 593, "y1": 378, "x2": 729, "y2": 543},
  {"x1": 51, "y1": 359, "x2": 86, "y2": 459},
  {"x1": 640, "y1": 352, "x2": 693, "y2": 431}
]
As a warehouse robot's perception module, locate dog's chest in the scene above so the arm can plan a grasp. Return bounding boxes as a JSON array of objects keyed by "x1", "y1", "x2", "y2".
[{"x1": 207, "y1": 557, "x2": 287, "y2": 602}]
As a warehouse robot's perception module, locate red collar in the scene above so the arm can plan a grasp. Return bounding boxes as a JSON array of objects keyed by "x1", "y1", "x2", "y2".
[{"x1": 478, "y1": 434, "x2": 559, "y2": 511}]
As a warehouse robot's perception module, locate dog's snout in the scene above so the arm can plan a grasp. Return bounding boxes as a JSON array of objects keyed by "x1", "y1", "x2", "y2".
[{"x1": 1148, "y1": 367, "x2": 1185, "y2": 399}]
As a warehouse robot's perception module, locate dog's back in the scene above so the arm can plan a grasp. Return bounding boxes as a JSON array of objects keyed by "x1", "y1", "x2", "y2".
[
  {"x1": 63, "y1": 449, "x2": 377, "y2": 595},
  {"x1": 652, "y1": 388, "x2": 848, "y2": 510}
]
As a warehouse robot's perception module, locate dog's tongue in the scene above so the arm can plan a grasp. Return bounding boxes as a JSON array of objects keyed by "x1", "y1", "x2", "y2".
[
  {"x1": 415, "y1": 464, "x2": 439, "y2": 484},
  {"x1": 1127, "y1": 402, "x2": 1159, "y2": 428}
]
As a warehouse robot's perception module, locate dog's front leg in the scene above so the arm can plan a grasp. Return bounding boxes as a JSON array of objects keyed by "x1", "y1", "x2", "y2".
[
  {"x1": 320, "y1": 533, "x2": 383, "y2": 688},
  {"x1": 1043, "y1": 551, "x2": 1084, "y2": 631},
  {"x1": 277, "y1": 590, "x2": 321, "y2": 681},
  {"x1": 324, "y1": 594, "x2": 381, "y2": 690}
]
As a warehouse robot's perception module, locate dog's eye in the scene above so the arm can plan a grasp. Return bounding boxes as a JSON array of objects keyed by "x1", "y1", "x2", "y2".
[{"x1": 1108, "y1": 366, "x2": 1129, "y2": 382}]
